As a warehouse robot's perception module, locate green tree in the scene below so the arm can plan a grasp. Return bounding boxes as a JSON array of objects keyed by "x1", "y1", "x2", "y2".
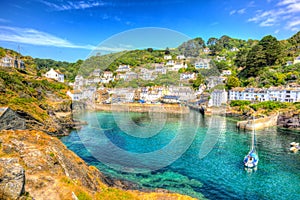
[
  {"x1": 226, "y1": 75, "x2": 241, "y2": 89},
  {"x1": 192, "y1": 73, "x2": 205, "y2": 89},
  {"x1": 258, "y1": 35, "x2": 282, "y2": 66}
]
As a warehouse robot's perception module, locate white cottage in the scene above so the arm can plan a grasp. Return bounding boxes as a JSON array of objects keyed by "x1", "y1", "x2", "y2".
[{"x1": 45, "y1": 68, "x2": 64, "y2": 82}]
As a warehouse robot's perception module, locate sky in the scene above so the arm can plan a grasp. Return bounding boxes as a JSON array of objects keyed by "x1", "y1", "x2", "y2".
[{"x1": 0, "y1": 0, "x2": 299, "y2": 62}]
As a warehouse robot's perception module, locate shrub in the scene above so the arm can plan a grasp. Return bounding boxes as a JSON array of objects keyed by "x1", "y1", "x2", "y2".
[{"x1": 230, "y1": 100, "x2": 251, "y2": 107}]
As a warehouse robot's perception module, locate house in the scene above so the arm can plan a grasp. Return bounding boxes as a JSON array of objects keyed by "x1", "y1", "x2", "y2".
[
  {"x1": 229, "y1": 86, "x2": 300, "y2": 103},
  {"x1": 230, "y1": 47, "x2": 239, "y2": 52},
  {"x1": 180, "y1": 72, "x2": 196, "y2": 80},
  {"x1": 161, "y1": 95, "x2": 179, "y2": 104},
  {"x1": 169, "y1": 62, "x2": 187, "y2": 71},
  {"x1": 139, "y1": 68, "x2": 156, "y2": 81},
  {"x1": 125, "y1": 71, "x2": 138, "y2": 81},
  {"x1": 286, "y1": 61, "x2": 293, "y2": 66},
  {"x1": 206, "y1": 76, "x2": 225, "y2": 90},
  {"x1": 164, "y1": 55, "x2": 172, "y2": 60},
  {"x1": 0, "y1": 107, "x2": 26, "y2": 130},
  {"x1": 111, "y1": 88, "x2": 135, "y2": 103},
  {"x1": 67, "y1": 90, "x2": 82, "y2": 101},
  {"x1": 0, "y1": 56, "x2": 13, "y2": 67},
  {"x1": 168, "y1": 86, "x2": 196, "y2": 101},
  {"x1": 195, "y1": 59, "x2": 211, "y2": 69},
  {"x1": 91, "y1": 69, "x2": 102, "y2": 77},
  {"x1": 293, "y1": 56, "x2": 300, "y2": 64},
  {"x1": 45, "y1": 68, "x2": 64, "y2": 83},
  {"x1": 208, "y1": 89, "x2": 228, "y2": 107},
  {"x1": 221, "y1": 70, "x2": 232, "y2": 76},
  {"x1": 203, "y1": 48, "x2": 211, "y2": 54},
  {"x1": 166, "y1": 60, "x2": 175, "y2": 66},
  {"x1": 116, "y1": 65, "x2": 131, "y2": 72},
  {"x1": 103, "y1": 71, "x2": 114, "y2": 79},
  {"x1": 215, "y1": 56, "x2": 226, "y2": 62},
  {"x1": 155, "y1": 64, "x2": 167, "y2": 74},
  {"x1": 176, "y1": 55, "x2": 185, "y2": 60},
  {"x1": 95, "y1": 89, "x2": 109, "y2": 104}
]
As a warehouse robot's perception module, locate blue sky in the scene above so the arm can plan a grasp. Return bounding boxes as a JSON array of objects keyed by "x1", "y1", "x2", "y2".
[{"x1": 0, "y1": 0, "x2": 299, "y2": 62}]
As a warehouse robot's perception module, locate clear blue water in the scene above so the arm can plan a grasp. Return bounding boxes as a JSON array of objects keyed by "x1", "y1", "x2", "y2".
[{"x1": 61, "y1": 111, "x2": 300, "y2": 200}]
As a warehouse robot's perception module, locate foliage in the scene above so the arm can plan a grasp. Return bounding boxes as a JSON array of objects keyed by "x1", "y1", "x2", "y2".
[
  {"x1": 250, "y1": 101, "x2": 289, "y2": 111},
  {"x1": 178, "y1": 37, "x2": 205, "y2": 57},
  {"x1": 230, "y1": 100, "x2": 251, "y2": 107},
  {"x1": 226, "y1": 75, "x2": 241, "y2": 89},
  {"x1": 192, "y1": 73, "x2": 205, "y2": 89}
]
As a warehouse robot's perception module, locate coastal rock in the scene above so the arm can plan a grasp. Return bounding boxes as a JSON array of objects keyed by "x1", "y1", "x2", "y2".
[
  {"x1": 0, "y1": 158, "x2": 25, "y2": 200},
  {"x1": 0, "y1": 130, "x2": 196, "y2": 200},
  {"x1": 278, "y1": 112, "x2": 300, "y2": 129},
  {"x1": 237, "y1": 113, "x2": 278, "y2": 130}
]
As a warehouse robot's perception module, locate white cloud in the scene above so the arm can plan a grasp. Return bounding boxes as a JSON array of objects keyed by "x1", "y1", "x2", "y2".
[
  {"x1": 286, "y1": 18, "x2": 300, "y2": 29},
  {"x1": 40, "y1": 0, "x2": 107, "y2": 11},
  {"x1": 230, "y1": 10, "x2": 236, "y2": 15},
  {"x1": 248, "y1": 0, "x2": 300, "y2": 30},
  {"x1": 0, "y1": 26, "x2": 129, "y2": 52},
  {"x1": 0, "y1": 18, "x2": 10, "y2": 23},
  {"x1": 237, "y1": 8, "x2": 246, "y2": 14}
]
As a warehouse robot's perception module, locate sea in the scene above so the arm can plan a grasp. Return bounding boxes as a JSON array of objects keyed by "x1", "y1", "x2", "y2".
[{"x1": 61, "y1": 110, "x2": 300, "y2": 200}]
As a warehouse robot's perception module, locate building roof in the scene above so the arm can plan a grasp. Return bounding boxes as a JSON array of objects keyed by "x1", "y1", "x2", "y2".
[
  {"x1": 0, "y1": 107, "x2": 9, "y2": 117},
  {"x1": 163, "y1": 95, "x2": 179, "y2": 100}
]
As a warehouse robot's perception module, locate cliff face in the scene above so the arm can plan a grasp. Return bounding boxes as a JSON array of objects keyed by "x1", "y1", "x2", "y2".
[{"x1": 0, "y1": 130, "x2": 196, "y2": 200}]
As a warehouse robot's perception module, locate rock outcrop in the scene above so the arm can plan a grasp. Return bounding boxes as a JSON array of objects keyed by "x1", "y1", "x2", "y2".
[
  {"x1": 0, "y1": 130, "x2": 196, "y2": 200},
  {"x1": 237, "y1": 113, "x2": 279, "y2": 130},
  {"x1": 0, "y1": 158, "x2": 25, "y2": 200},
  {"x1": 278, "y1": 112, "x2": 300, "y2": 130}
]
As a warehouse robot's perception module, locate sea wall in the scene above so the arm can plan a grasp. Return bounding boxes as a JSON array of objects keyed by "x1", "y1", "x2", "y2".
[
  {"x1": 94, "y1": 103, "x2": 190, "y2": 114},
  {"x1": 237, "y1": 113, "x2": 279, "y2": 130}
]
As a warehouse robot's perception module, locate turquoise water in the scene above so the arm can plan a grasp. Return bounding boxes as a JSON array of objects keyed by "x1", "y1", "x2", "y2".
[{"x1": 61, "y1": 111, "x2": 300, "y2": 199}]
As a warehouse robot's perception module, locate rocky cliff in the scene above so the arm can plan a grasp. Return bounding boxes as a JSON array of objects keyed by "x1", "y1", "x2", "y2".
[{"x1": 0, "y1": 130, "x2": 196, "y2": 200}]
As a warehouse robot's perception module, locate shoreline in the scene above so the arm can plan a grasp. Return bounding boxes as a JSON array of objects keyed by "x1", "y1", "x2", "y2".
[{"x1": 92, "y1": 103, "x2": 190, "y2": 114}]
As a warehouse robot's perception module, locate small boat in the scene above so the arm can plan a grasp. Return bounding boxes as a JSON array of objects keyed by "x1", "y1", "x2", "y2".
[
  {"x1": 243, "y1": 117, "x2": 259, "y2": 168},
  {"x1": 290, "y1": 142, "x2": 299, "y2": 153}
]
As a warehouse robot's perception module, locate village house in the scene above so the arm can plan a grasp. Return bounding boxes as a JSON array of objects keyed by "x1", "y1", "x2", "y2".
[
  {"x1": 139, "y1": 68, "x2": 156, "y2": 81},
  {"x1": 45, "y1": 68, "x2": 64, "y2": 82},
  {"x1": 67, "y1": 90, "x2": 83, "y2": 101},
  {"x1": 168, "y1": 86, "x2": 196, "y2": 101},
  {"x1": 91, "y1": 69, "x2": 102, "y2": 77},
  {"x1": 229, "y1": 86, "x2": 300, "y2": 103},
  {"x1": 202, "y1": 47, "x2": 211, "y2": 54},
  {"x1": 180, "y1": 72, "x2": 196, "y2": 80},
  {"x1": 215, "y1": 56, "x2": 226, "y2": 62},
  {"x1": 154, "y1": 64, "x2": 167, "y2": 74},
  {"x1": 169, "y1": 62, "x2": 187, "y2": 72},
  {"x1": 230, "y1": 47, "x2": 239, "y2": 52},
  {"x1": 293, "y1": 56, "x2": 300, "y2": 64},
  {"x1": 166, "y1": 60, "x2": 175, "y2": 66},
  {"x1": 103, "y1": 71, "x2": 114, "y2": 79},
  {"x1": 164, "y1": 55, "x2": 172, "y2": 60},
  {"x1": 116, "y1": 65, "x2": 131, "y2": 72},
  {"x1": 161, "y1": 95, "x2": 180, "y2": 104},
  {"x1": 111, "y1": 88, "x2": 135, "y2": 103},
  {"x1": 194, "y1": 59, "x2": 211, "y2": 69},
  {"x1": 125, "y1": 71, "x2": 138, "y2": 81},
  {"x1": 208, "y1": 89, "x2": 228, "y2": 107},
  {"x1": 221, "y1": 70, "x2": 232, "y2": 76},
  {"x1": 206, "y1": 76, "x2": 225, "y2": 90},
  {"x1": 0, "y1": 56, "x2": 13, "y2": 67},
  {"x1": 0, "y1": 56, "x2": 25, "y2": 69},
  {"x1": 286, "y1": 61, "x2": 293, "y2": 66},
  {"x1": 176, "y1": 55, "x2": 186, "y2": 60},
  {"x1": 95, "y1": 88, "x2": 109, "y2": 104}
]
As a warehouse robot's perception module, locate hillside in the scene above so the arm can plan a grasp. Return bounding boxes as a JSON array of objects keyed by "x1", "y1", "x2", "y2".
[{"x1": 0, "y1": 66, "x2": 74, "y2": 135}]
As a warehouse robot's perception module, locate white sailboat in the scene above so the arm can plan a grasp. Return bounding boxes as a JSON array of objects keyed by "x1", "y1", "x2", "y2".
[{"x1": 243, "y1": 117, "x2": 259, "y2": 168}]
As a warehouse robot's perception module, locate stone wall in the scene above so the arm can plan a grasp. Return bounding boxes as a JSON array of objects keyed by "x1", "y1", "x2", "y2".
[{"x1": 237, "y1": 113, "x2": 279, "y2": 130}]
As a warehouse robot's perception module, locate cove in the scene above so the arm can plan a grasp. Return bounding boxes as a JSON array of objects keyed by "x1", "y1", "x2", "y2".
[{"x1": 61, "y1": 111, "x2": 300, "y2": 199}]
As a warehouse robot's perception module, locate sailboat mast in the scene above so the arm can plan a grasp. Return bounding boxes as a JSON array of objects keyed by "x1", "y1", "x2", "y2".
[{"x1": 251, "y1": 116, "x2": 255, "y2": 150}]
